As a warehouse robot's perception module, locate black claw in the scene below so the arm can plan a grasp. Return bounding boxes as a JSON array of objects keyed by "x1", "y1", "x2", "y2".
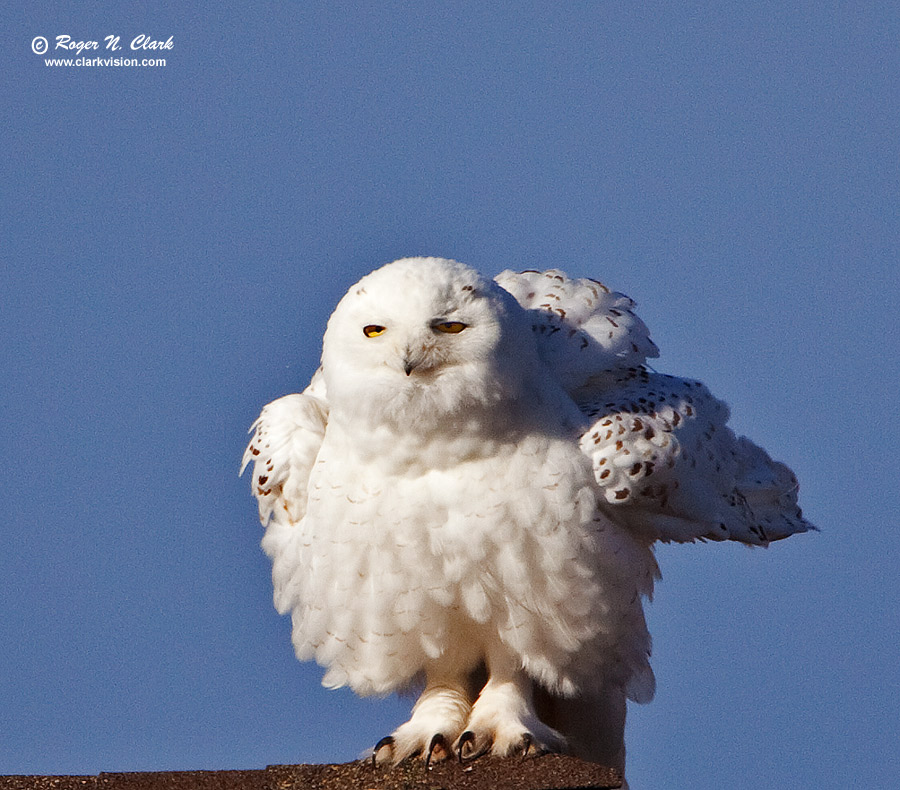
[
  {"x1": 520, "y1": 732, "x2": 545, "y2": 759},
  {"x1": 457, "y1": 730, "x2": 476, "y2": 763},
  {"x1": 425, "y1": 733, "x2": 449, "y2": 770},
  {"x1": 372, "y1": 735, "x2": 394, "y2": 767},
  {"x1": 521, "y1": 732, "x2": 534, "y2": 758},
  {"x1": 457, "y1": 730, "x2": 491, "y2": 764}
]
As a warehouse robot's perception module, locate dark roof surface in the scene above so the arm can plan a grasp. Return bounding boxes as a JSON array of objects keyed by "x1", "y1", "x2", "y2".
[{"x1": 1, "y1": 755, "x2": 622, "y2": 790}]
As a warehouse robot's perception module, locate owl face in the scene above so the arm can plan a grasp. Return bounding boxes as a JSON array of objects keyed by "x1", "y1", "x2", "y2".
[{"x1": 321, "y1": 258, "x2": 538, "y2": 428}]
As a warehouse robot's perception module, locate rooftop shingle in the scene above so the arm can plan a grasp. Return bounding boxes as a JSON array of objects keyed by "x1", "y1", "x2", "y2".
[{"x1": 1, "y1": 755, "x2": 622, "y2": 790}]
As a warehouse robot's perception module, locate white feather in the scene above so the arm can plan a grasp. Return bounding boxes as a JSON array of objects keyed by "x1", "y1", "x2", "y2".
[
  {"x1": 575, "y1": 367, "x2": 815, "y2": 545},
  {"x1": 494, "y1": 268, "x2": 659, "y2": 393}
]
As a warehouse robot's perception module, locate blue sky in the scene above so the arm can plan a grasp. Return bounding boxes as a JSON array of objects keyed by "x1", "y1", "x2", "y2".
[{"x1": 3, "y1": 2, "x2": 898, "y2": 788}]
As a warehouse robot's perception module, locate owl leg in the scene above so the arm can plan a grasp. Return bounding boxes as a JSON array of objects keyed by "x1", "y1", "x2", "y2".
[
  {"x1": 457, "y1": 652, "x2": 566, "y2": 760},
  {"x1": 372, "y1": 676, "x2": 472, "y2": 766}
]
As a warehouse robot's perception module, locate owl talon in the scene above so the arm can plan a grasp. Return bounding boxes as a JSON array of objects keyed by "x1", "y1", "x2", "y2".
[
  {"x1": 372, "y1": 735, "x2": 394, "y2": 766},
  {"x1": 457, "y1": 730, "x2": 475, "y2": 763},
  {"x1": 520, "y1": 732, "x2": 546, "y2": 758},
  {"x1": 456, "y1": 730, "x2": 491, "y2": 763},
  {"x1": 521, "y1": 732, "x2": 534, "y2": 757},
  {"x1": 425, "y1": 733, "x2": 450, "y2": 769}
]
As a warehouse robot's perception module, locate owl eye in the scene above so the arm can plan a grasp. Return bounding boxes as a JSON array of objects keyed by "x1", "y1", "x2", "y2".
[
  {"x1": 434, "y1": 321, "x2": 468, "y2": 334},
  {"x1": 363, "y1": 325, "x2": 387, "y2": 338}
]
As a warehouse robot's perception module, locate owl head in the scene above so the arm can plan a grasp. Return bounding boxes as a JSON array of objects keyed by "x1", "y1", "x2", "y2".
[{"x1": 320, "y1": 257, "x2": 543, "y2": 430}]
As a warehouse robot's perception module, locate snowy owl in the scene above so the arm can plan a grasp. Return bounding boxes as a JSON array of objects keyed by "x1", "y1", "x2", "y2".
[{"x1": 242, "y1": 257, "x2": 813, "y2": 776}]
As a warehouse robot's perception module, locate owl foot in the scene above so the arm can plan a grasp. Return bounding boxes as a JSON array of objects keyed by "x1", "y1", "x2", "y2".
[
  {"x1": 372, "y1": 681, "x2": 472, "y2": 766},
  {"x1": 372, "y1": 727, "x2": 462, "y2": 766},
  {"x1": 459, "y1": 675, "x2": 566, "y2": 759},
  {"x1": 456, "y1": 730, "x2": 548, "y2": 761},
  {"x1": 456, "y1": 725, "x2": 557, "y2": 762}
]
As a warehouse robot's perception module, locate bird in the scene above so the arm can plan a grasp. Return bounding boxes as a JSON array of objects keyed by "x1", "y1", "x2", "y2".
[{"x1": 242, "y1": 257, "x2": 814, "y2": 779}]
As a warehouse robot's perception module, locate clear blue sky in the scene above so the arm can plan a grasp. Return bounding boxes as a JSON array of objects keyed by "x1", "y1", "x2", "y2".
[{"x1": 3, "y1": 3, "x2": 898, "y2": 788}]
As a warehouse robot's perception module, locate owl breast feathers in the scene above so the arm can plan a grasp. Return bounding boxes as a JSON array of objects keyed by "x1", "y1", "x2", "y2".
[{"x1": 242, "y1": 257, "x2": 814, "y2": 768}]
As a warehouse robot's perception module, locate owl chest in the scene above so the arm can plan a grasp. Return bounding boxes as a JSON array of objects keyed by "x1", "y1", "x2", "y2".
[
  {"x1": 303, "y1": 426, "x2": 597, "y2": 556},
  {"x1": 306, "y1": 438, "x2": 506, "y2": 537}
]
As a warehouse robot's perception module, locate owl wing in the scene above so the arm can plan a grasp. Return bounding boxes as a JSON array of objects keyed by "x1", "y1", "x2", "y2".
[
  {"x1": 241, "y1": 369, "x2": 328, "y2": 528},
  {"x1": 577, "y1": 368, "x2": 815, "y2": 545},
  {"x1": 495, "y1": 268, "x2": 659, "y2": 394}
]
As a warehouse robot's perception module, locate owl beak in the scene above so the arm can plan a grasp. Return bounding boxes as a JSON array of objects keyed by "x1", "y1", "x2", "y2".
[{"x1": 402, "y1": 347, "x2": 424, "y2": 376}]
